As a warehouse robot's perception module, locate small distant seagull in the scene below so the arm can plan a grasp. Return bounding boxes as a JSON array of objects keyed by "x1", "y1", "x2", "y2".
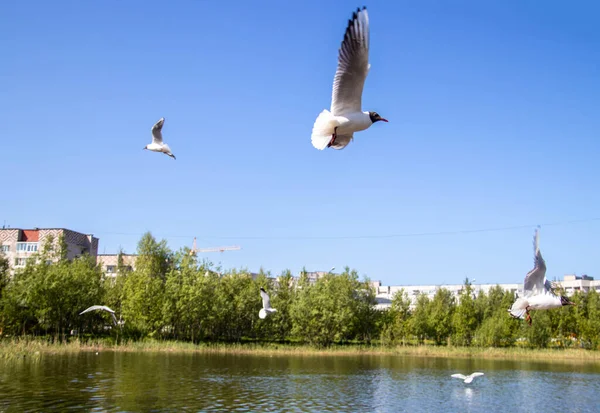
[
  {"x1": 144, "y1": 117, "x2": 176, "y2": 159},
  {"x1": 508, "y1": 227, "x2": 575, "y2": 325},
  {"x1": 311, "y1": 6, "x2": 388, "y2": 151},
  {"x1": 451, "y1": 372, "x2": 484, "y2": 384},
  {"x1": 80, "y1": 305, "x2": 119, "y2": 326},
  {"x1": 259, "y1": 287, "x2": 277, "y2": 319}
]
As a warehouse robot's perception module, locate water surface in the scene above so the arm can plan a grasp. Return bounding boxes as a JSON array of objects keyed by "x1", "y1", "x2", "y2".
[{"x1": 1, "y1": 351, "x2": 598, "y2": 412}]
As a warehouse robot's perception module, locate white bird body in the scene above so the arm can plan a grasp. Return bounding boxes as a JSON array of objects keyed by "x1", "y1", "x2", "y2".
[
  {"x1": 311, "y1": 7, "x2": 387, "y2": 151},
  {"x1": 144, "y1": 117, "x2": 176, "y2": 159},
  {"x1": 259, "y1": 287, "x2": 277, "y2": 319},
  {"x1": 525, "y1": 293, "x2": 562, "y2": 310},
  {"x1": 508, "y1": 227, "x2": 574, "y2": 324},
  {"x1": 451, "y1": 372, "x2": 484, "y2": 384}
]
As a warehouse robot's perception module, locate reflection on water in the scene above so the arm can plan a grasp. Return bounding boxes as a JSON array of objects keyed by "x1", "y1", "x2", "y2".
[{"x1": 0, "y1": 351, "x2": 599, "y2": 412}]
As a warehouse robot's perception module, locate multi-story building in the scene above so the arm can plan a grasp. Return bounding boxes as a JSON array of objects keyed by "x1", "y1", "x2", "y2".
[
  {"x1": 370, "y1": 275, "x2": 600, "y2": 310},
  {"x1": 96, "y1": 254, "x2": 137, "y2": 275},
  {"x1": 0, "y1": 227, "x2": 99, "y2": 272},
  {"x1": 561, "y1": 274, "x2": 599, "y2": 295}
]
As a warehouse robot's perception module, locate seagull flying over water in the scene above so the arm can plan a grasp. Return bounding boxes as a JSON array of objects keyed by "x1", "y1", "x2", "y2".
[
  {"x1": 144, "y1": 117, "x2": 176, "y2": 159},
  {"x1": 508, "y1": 227, "x2": 575, "y2": 325},
  {"x1": 311, "y1": 6, "x2": 388, "y2": 151},
  {"x1": 259, "y1": 287, "x2": 277, "y2": 319},
  {"x1": 80, "y1": 305, "x2": 119, "y2": 326},
  {"x1": 451, "y1": 372, "x2": 484, "y2": 384}
]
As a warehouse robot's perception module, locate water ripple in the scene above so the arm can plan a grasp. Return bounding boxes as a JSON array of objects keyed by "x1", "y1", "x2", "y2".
[{"x1": 0, "y1": 352, "x2": 599, "y2": 412}]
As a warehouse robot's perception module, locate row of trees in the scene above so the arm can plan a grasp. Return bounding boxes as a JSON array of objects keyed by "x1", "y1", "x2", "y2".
[{"x1": 1, "y1": 232, "x2": 599, "y2": 349}]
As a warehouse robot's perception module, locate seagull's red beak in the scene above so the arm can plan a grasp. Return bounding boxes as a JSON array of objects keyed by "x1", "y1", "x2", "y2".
[{"x1": 380, "y1": 118, "x2": 388, "y2": 122}]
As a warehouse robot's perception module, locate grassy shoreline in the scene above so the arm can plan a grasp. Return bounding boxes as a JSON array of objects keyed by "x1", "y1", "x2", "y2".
[{"x1": 1, "y1": 337, "x2": 600, "y2": 363}]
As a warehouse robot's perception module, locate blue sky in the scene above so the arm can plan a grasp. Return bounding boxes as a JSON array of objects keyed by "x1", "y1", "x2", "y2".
[{"x1": 1, "y1": 0, "x2": 599, "y2": 286}]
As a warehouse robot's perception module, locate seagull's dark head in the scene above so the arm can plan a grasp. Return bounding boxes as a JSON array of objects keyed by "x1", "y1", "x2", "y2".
[
  {"x1": 560, "y1": 296, "x2": 576, "y2": 306},
  {"x1": 260, "y1": 287, "x2": 266, "y2": 293},
  {"x1": 369, "y1": 111, "x2": 388, "y2": 124}
]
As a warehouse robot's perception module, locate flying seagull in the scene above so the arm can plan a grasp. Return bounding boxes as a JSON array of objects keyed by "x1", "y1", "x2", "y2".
[
  {"x1": 80, "y1": 305, "x2": 119, "y2": 326},
  {"x1": 508, "y1": 227, "x2": 575, "y2": 325},
  {"x1": 259, "y1": 287, "x2": 277, "y2": 319},
  {"x1": 144, "y1": 117, "x2": 176, "y2": 159},
  {"x1": 311, "y1": 6, "x2": 388, "y2": 151},
  {"x1": 451, "y1": 372, "x2": 484, "y2": 384}
]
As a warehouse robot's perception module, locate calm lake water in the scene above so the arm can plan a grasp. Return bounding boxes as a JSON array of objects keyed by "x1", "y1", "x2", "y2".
[{"x1": 0, "y1": 351, "x2": 599, "y2": 412}]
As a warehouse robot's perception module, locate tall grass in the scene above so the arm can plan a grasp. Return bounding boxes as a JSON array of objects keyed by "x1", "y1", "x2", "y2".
[{"x1": 2, "y1": 337, "x2": 600, "y2": 363}]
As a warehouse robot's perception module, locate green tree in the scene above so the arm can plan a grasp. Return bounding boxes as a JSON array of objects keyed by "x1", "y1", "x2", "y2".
[
  {"x1": 580, "y1": 290, "x2": 600, "y2": 349},
  {"x1": 211, "y1": 270, "x2": 258, "y2": 341},
  {"x1": 290, "y1": 270, "x2": 371, "y2": 347},
  {"x1": 428, "y1": 288, "x2": 455, "y2": 345},
  {"x1": 0, "y1": 249, "x2": 9, "y2": 300},
  {"x1": 348, "y1": 270, "x2": 378, "y2": 343},
  {"x1": 121, "y1": 232, "x2": 170, "y2": 336},
  {"x1": 409, "y1": 293, "x2": 431, "y2": 344},
  {"x1": 1, "y1": 238, "x2": 104, "y2": 338},
  {"x1": 260, "y1": 269, "x2": 295, "y2": 342},
  {"x1": 103, "y1": 249, "x2": 128, "y2": 325},
  {"x1": 523, "y1": 310, "x2": 553, "y2": 348},
  {"x1": 382, "y1": 288, "x2": 412, "y2": 345},
  {"x1": 452, "y1": 278, "x2": 478, "y2": 346}
]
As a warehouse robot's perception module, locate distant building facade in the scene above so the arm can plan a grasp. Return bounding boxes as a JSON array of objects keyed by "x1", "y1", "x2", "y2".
[
  {"x1": 0, "y1": 227, "x2": 99, "y2": 272},
  {"x1": 370, "y1": 274, "x2": 600, "y2": 310},
  {"x1": 96, "y1": 254, "x2": 137, "y2": 275}
]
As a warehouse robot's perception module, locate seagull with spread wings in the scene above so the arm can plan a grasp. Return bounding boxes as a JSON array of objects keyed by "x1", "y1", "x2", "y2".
[
  {"x1": 80, "y1": 305, "x2": 121, "y2": 326},
  {"x1": 259, "y1": 287, "x2": 277, "y2": 319},
  {"x1": 144, "y1": 117, "x2": 176, "y2": 159},
  {"x1": 311, "y1": 6, "x2": 388, "y2": 151},
  {"x1": 451, "y1": 372, "x2": 484, "y2": 384},
  {"x1": 508, "y1": 227, "x2": 575, "y2": 325}
]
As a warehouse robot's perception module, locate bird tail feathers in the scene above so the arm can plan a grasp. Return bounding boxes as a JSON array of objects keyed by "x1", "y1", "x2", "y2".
[
  {"x1": 508, "y1": 297, "x2": 529, "y2": 319},
  {"x1": 311, "y1": 109, "x2": 338, "y2": 150}
]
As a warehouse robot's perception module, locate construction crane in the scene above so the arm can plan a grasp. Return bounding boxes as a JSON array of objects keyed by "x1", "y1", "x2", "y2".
[{"x1": 189, "y1": 237, "x2": 241, "y2": 256}]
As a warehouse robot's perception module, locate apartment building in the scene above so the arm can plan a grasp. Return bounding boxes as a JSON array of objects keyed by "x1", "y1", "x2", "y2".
[
  {"x1": 370, "y1": 274, "x2": 600, "y2": 310},
  {"x1": 0, "y1": 227, "x2": 99, "y2": 271},
  {"x1": 96, "y1": 254, "x2": 137, "y2": 275}
]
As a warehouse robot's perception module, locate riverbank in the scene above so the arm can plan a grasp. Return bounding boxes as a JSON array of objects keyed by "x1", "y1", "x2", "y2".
[{"x1": 2, "y1": 337, "x2": 599, "y2": 363}]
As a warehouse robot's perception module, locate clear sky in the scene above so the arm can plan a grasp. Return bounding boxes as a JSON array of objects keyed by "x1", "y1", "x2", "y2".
[{"x1": 1, "y1": 0, "x2": 599, "y2": 286}]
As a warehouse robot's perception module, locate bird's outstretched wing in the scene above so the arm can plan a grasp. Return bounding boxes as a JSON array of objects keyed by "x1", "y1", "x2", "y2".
[
  {"x1": 80, "y1": 305, "x2": 119, "y2": 326},
  {"x1": 523, "y1": 227, "x2": 547, "y2": 295},
  {"x1": 469, "y1": 372, "x2": 484, "y2": 379},
  {"x1": 80, "y1": 305, "x2": 116, "y2": 315},
  {"x1": 451, "y1": 374, "x2": 467, "y2": 380},
  {"x1": 260, "y1": 288, "x2": 272, "y2": 310},
  {"x1": 330, "y1": 7, "x2": 370, "y2": 116},
  {"x1": 151, "y1": 118, "x2": 165, "y2": 144}
]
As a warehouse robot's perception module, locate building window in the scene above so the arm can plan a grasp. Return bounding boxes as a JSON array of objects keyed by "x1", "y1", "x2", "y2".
[
  {"x1": 16, "y1": 242, "x2": 38, "y2": 252},
  {"x1": 14, "y1": 257, "x2": 28, "y2": 267},
  {"x1": 1, "y1": 245, "x2": 9, "y2": 253},
  {"x1": 106, "y1": 265, "x2": 116, "y2": 273}
]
